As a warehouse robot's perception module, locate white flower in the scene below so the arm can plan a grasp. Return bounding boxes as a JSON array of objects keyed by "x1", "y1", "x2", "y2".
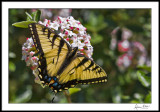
[
  {"x1": 123, "y1": 56, "x2": 131, "y2": 67},
  {"x1": 72, "y1": 40, "x2": 85, "y2": 49},
  {"x1": 84, "y1": 38, "x2": 91, "y2": 46},
  {"x1": 67, "y1": 16, "x2": 75, "y2": 20},
  {"x1": 138, "y1": 56, "x2": 146, "y2": 65},
  {"x1": 79, "y1": 36, "x2": 83, "y2": 39},
  {"x1": 59, "y1": 33, "x2": 65, "y2": 38},
  {"x1": 50, "y1": 22, "x2": 60, "y2": 30},
  {"x1": 78, "y1": 24, "x2": 86, "y2": 35},
  {"x1": 42, "y1": 19, "x2": 48, "y2": 26},
  {"x1": 121, "y1": 40, "x2": 130, "y2": 49},
  {"x1": 68, "y1": 19, "x2": 79, "y2": 28},
  {"x1": 33, "y1": 69, "x2": 39, "y2": 76},
  {"x1": 61, "y1": 20, "x2": 70, "y2": 29}
]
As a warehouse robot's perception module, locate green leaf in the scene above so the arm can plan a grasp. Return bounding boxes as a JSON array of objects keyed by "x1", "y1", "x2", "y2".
[
  {"x1": 9, "y1": 61, "x2": 16, "y2": 72},
  {"x1": 137, "y1": 65, "x2": 151, "y2": 72},
  {"x1": 137, "y1": 71, "x2": 151, "y2": 88},
  {"x1": 89, "y1": 13, "x2": 97, "y2": 27},
  {"x1": 121, "y1": 95, "x2": 130, "y2": 100},
  {"x1": 12, "y1": 21, "x2": 36, "y2": 28},
  {"x1": 31, "y1": 9, "x2": 41, "y2": 22},
  {"x1": 96, "y1": 23, "x2": 107, "y2": 32},
  {"x1": 130, "y1": 100, "x2": 140, "y2": 103},
  {"x1": 68, "y1": 88, "x2": 81, "y2": 95},
  {"x1": 91, "y1": 33, "x2": 103, "y2": 45},
  {"x1": 144, "y1": 92, "x2": 151, "y2": 103},
  {"x1": 25, "y1": 12, "x2": 32, "y2": 21}
]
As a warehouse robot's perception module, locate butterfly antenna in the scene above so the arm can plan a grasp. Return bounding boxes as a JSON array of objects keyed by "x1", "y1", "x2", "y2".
[{"x1": 51, "y1": 91, "x2": 57, "y2": 103}]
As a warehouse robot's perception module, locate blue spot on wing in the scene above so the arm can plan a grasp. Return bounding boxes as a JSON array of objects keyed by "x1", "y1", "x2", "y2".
[
  {"x1": 48, "y1": 77, "x2": 51, "y2": 82},
  {"x1": 58, "y1": 85, "x2": 61, "y2": 88},
  {"x1": 53, "y1": 76, "x2": 57, "y2": 81},
  {"x1": 44, "y1": 75, "x2": 48, "y2": 79},
  {"x1": 53, "y1": 82, "x2": 58, "y2": 87}
]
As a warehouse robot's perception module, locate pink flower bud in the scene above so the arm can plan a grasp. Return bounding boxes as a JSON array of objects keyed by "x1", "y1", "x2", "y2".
[
  {"x1": 128, "y1": 56, "x2": 133, "y2": 60},
  {"x1": 80, "y1": 48, "x2": 84, "y2": 51},
  {"x1": 76, "y1": 28, "x2": 79, "y2": 30},
  {"x1": 65, "y1": 31, "x2": 68, "y2": 35},
  {"x1": 25, "y1": 57, "x2": 29, "y2": 62},
  {"x1": 66, "y1": 38, "x2": 70, "y2": 41},
  {"x1": 25, "y1": 48, "x2": 28, "y2": 51},
  {"x1": 46, "y1": 24, "x2": 49, "y2": 27},
  {"x1": 32, "y1": 44, "x2": 35, "y2": 47},
  {"x1": 85, "y1": 41, "x2": 88, "y2": 44},
  {"x1": 30, "y1": 51, "x2": 35, "y2": 56},
  {"x1": 30, "y1": 66, "x2": 37, "y2": 70},
  {"x1": 70, "y1": 27, "x2": 73, "y2": 30},
  {"x1": 32, "y1": 56, "x2": 37, "y2": 60},
  {"x1": 118, "y1": 41, "x2": 129, "y2": 52}
]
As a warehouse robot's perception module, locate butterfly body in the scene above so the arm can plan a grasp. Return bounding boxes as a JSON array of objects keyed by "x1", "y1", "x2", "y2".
[{"x1": 29, "y1": 23, "x2": 107, "y2": 93}]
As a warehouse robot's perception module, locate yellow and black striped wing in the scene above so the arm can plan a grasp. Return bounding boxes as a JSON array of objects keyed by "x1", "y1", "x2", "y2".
[
  {"x1": 29, "y1": 23, "x2": 71, "y2": 80},
  {"x1": 58, "y1": 54, "x2": 107, "y2": 90}
]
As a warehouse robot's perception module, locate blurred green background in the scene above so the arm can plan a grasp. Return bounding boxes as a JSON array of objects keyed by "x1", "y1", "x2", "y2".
[{"x1": 9, "y1": 9, "x2": 151, "y2": 103}]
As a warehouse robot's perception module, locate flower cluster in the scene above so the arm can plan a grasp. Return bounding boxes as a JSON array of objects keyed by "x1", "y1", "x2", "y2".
[
  {"x1": 110, "y1": 27, "x2": 150, "y2": 71},
  {"x1": 38, "y1": 16, "x2": 93, "y2": 59},
  {"x1": 117, "y1": 53, "x2": 133, "y2": 67},
  {"x1": 22, "y1": 38, "x2": 42, "y2": 85},
  {"x1": 22, "y1": 38, "x2": 38, "y2": 69},
  {"x1": 22, "y1": 16, "x2": 93, "y2": 87}
]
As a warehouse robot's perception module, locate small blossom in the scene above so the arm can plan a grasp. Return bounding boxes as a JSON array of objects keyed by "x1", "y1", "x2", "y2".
[
  {"x1": 30, "y1": 51, "x2": 35, "y2": 56},
  {"x1": 122, "y1": 28, "x2": 132, "y2": 40},
  {"x1": 70, "y1": 26, "x2": 73, "y2": 30},
  {"x1": 32, "y1": 56, "x2": 37, "y2": 60},
  {"x1": 118, "y1": 40, "x2": 130, "y2": 52},
  {"x1": 30, "y1": 65, "x2": 37, "y2": 70},
  {"x1": 65, "y1": 30, "x2": 69, "y2": 35},
  {"x1": 46, "y1": 24, "x2": 49, "y2": 27},
  {"x1": 51, "y1": 22, "x2": 60, "y2": 30},
  {"x1": 66, "y1": 38, "x2": 70, "y2": 41},
  {"x1": 117, "y1": 53, "x2": 132, "y2": 67}
]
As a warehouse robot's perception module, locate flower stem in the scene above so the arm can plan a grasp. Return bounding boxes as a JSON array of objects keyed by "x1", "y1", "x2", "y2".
[{"x1": 63, "y1": 90, "x2": 72, "y2": 103}]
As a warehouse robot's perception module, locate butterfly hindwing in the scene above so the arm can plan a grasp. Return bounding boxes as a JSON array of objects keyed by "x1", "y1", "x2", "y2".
[{"x1": 58, "y1": 54, "x2": 107, "y2": 89}]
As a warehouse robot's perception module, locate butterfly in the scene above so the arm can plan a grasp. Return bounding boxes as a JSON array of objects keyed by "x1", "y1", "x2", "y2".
[{"x1": 28, "y1": 23, "x2": 107, "y2": 95}]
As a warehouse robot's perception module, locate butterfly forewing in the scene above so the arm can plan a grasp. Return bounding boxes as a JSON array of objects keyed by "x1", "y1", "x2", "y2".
[{"x1": 29, "y1": 23, "x2": 70, "y2": 78}]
